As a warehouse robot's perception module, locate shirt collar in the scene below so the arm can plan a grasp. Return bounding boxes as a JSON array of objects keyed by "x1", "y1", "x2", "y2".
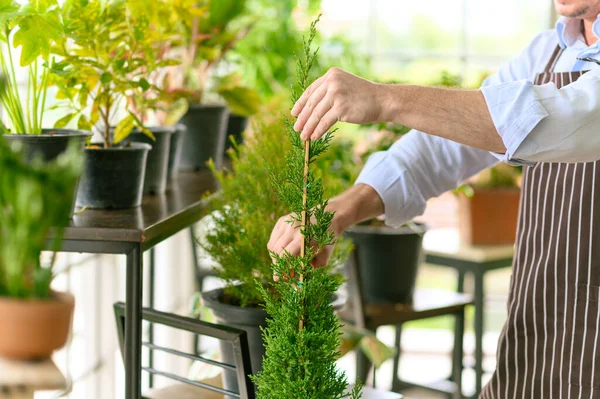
[{"x1": 556, "y1": 14, "x2": 600, "y2": 48}]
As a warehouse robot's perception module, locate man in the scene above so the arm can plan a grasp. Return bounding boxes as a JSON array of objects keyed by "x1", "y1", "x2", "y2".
[{"x1": 268, "y1": 0, "x2": 600, "y2": 397}]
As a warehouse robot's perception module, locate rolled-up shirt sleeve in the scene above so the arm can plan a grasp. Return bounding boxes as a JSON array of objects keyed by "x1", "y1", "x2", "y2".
[
  {"x1": 356, "y1": 131, "x2": 497, "y2": 228},
  {"x1": 482, "y1": 68, "x2": 600, "y2": 163}
]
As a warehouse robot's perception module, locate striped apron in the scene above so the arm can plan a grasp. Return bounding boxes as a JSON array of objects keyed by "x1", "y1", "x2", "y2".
[{"x1": 480, "y1": 46, "x2": 598, "y2": 398}]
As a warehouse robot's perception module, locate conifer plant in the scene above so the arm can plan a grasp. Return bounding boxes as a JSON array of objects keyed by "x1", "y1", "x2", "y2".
[{"x1": 252, "y1": 18, "x2": 362, "y2": 399}]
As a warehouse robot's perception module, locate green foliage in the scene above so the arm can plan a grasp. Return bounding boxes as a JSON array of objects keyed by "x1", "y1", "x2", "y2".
[
  {"x1": 0, "y1": 0, "x2": 65, "y2": 134},
  {"x1": 252, "y1": 18, "x2": 361, "y2": 399},
  {"x1": 201, "y1": 115, "x2": 291, "y2": 306},
  {"x1": 50, "y1": 0, "x2": 170, "y2": 147},
  {"x1": 229, "y1": 0, "x2": 370, "y2": 100},
  {"x1": 150, "y1": 0, "x2": 260, "y2": 114},
  {"x1": 0, "y1": 137, "x2": 82, "y2": 299}
]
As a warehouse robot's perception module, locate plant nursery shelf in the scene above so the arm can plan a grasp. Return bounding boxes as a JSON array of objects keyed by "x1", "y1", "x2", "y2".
[
  {"x1": 45, "y1": 170, "x2": 217, "y2": 399},
  {"x1": 49, "y1": 171, "x2": 216, "y2": 250}
]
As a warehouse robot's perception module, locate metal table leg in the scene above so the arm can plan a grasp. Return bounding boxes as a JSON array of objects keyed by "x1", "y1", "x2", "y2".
[
  {"x1": 452, "y1": 307, "x2": 465, "y2": 399},
  {"x1": 148, "y1": 247, "x2": 156, "y2": 388},
  {"x1": 391, "y1": 324, "x2": 403, "y2": 392},
  {"x1": 125, "y1": 245, "x2": 143, "y2": 399},
  {"x1": 474, "y1": 270, "x2": 485, "y2": 396}
]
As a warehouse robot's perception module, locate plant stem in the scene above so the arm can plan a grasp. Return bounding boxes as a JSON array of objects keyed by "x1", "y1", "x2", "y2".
[
  {"x1": 7, "y1": 39, "x2": 26, "y2": 132},
  {"x1": 299, "y1": 139, "x2": 310, "y2": 331}
]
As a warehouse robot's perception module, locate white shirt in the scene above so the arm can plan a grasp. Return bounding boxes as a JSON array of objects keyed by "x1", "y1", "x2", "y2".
[{"x1": 356, "y1": 15, "x2": 600, "y2": 228}]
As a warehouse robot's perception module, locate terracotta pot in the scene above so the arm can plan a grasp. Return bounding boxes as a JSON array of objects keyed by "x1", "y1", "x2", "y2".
[
  {"x1": 458, "y1": 187, "x2": 520, "y2": 245},
  {"x1": 0, "y1": 291, "x2": 75, "y2": 360}
]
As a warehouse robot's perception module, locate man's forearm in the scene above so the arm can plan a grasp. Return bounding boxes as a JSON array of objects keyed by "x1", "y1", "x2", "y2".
[
  {"x1": 378, "y1": 84, "x2": 506, "y2": 153},
  {"x1": 328, "y1": 184, "x2": 383, "y2": 236}
]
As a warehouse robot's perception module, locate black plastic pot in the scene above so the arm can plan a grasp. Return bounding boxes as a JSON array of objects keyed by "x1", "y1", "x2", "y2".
[
  {"x1": 224, "y1": 114, "x2": 248, "y2": 156},
  {"x1": 345, "y1": 223, "x2": 427, "y2": 304},
  {"x1": 3, "y1": 129, "x2": 92, "y2": 217},
  {"x1": 178, "y1": 104, "x2": 229, "y2": 171},
  {"x1": 127, "y1": 127, "x2": 174, "y2": 195},
  {"x1": 202, "y1": 287, "x2": 346, "y2": 396},
  {"x1": 202, "y1": 288, "x2": 267, "y2": 397},
  {"x1": 2, "y1": 129, "x2": 91, "y2": 162},
  {"x1": 167, "y1": 124, "x2": 186, "y2": 179},
  {"x1": 76, "y1": 143, "x2": 151, "y2": 209}
]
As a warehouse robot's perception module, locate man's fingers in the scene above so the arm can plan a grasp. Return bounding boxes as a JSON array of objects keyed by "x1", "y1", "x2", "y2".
[
  {"x1": 294, "y1": 82, "x2": 328, "y2": 134},
  {"x1": 267, "y1": 219, "x2": 287, "y2": 250},
  {"x1": 283, "y1": 236, "x2": 303, "y2": 258},
  {"x1": 310, "y1": 108, "x2": 339, "y2": 141},
  {"x1": 299, "y1": 97, "x2": 333, "y2": 140},
  {"x1": 291, "y1": 75, "x2": 326, "y2": 117}
]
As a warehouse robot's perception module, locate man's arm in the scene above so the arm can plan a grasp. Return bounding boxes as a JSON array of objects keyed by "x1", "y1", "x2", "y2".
[{"x1": 294, "y1": 68, "x2": 505, "y2": 153}]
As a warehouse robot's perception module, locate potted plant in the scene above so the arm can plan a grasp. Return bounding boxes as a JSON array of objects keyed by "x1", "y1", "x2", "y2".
[
  {"x1": 51, "y1": 0, "x2": 160, "y2": 209},
  {"x1": 0, "y1": 0, "x2": 90, "y2": 211},
  {"x1": 163, "y1": 0, "x2": 261, "y2": 171},
  {"x1": 252, "y1": 18, "x2": 361, "y2": 398},
  {"x1": 199, "y1": 29, "x2": 351, "y2": 393},
  {"x1": 118, "y1": 0, "x2": 191, "y2": 191},
  {"x1": 455, "y1": 163, "x2": 522, "y2": 245},
  {"x1": 0, "y1": 136, "x2": 83, "y2": 360}
]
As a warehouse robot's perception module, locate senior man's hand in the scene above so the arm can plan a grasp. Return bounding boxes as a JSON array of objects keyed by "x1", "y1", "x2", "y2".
[
  {"x1": 267, "y1": 185, "x2": 385, "y2": 269},
  {"x1": 292, "y1": 67, "x2": 387, "y2": 141}
]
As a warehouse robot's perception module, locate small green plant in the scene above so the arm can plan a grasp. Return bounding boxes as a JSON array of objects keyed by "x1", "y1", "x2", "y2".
[
  {"x1": 158, "y1": 0, "x2": 261, "y2": 114},
  {"x1": 0, "y1": 0, "x2": 65, "y2": 134},
  {"x1": 0, "y1": 137, "x2": 83, "y2": 299},
  {"x1": 50, "y1": 0, "x2": 161, "y2": 147},
  {"x1": 252, "y1": 18, "x2": 361, "y2": 399}
]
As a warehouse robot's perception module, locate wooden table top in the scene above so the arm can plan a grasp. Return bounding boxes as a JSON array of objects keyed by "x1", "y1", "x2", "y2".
[
  {"x1": 0, "y1": 358, "x2": 66, "y2": 392},
  {"x1": 423, "y1": 228, "x2": 514, "y2": 263},
  {"x1": 48, "y1": 171, "x2": 216, "y2": 248}
]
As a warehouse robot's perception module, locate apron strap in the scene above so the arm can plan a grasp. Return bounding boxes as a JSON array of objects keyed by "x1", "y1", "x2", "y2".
[{"x1": 544, "y1": 45, "x2": 565, "y2": 73}]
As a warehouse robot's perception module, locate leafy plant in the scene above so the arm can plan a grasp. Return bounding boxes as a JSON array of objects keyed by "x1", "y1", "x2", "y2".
[
  {"x1": 0, "y1": 0, "x2": 65, "y2": 134},
  {"x1": 229, "y1": 0, "x2": 370, "y2": 101},
  {"x1": 0, "y1": 137, "x2": 83, "y2": 299},
  {"x1": 155, "y1": 0, "x2": 260, "y2": 114},
  {"x1": 201, "y1": 93, "x2": 351, "y2": 307},
  {"x1": 252, "y1": 17, "x2": 361, "y2": 399},
  {"x1": 50, "y1": 0, "x2": 162, "y2": 147}
]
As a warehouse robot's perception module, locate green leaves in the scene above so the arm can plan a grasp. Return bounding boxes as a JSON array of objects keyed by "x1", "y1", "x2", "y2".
[
  {"x1": 208, "y1": 0, "x2": 246, "y2": 28},
  {"x1": 13, "y1": 10, "x2": 63, "y2": 66},
  {"x1": 253, "y1": 16, "x2": 358, "y2": 399},
  {"x1": 53, "y1": 112, "x2": 77, "y2": 129},
  {"x1": 0, "y1": 138, "x2": 82, "y2": 299},
  {"x1": 113, "y1": 114, "x2": 135, "y2": 145}
]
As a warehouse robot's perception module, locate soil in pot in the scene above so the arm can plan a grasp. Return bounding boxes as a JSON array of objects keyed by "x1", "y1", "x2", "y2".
[
  {"x1": 76, "y1": 143, "x2": 151, "y2": 209},
  {"x1": 224, "y1": 114, "x2": 248, "y2": 157},
  {"x1": 3, "y1": 129, "x2": 92, "y2": 217},
  {"x1": 345, "y1": 222, "x2": 427, "y2": 304},
  {"x1": 127, "y1": 127, "x2": 174, "y2": 195},
  {"x1": 0, "y1": 291, "x2": 75, "y2": 360},
  {"x1": 168, "y1": 124, "x2": 186, "y2": 179},
  {"x1": 178, "y1": 104, "x2": 229, "y2": 171}
]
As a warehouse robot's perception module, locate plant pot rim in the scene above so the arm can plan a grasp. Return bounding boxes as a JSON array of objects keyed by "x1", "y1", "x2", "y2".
[
  {"x1": 188, "y1": 103, "x2": 227, "y2": 111},
  {"x1": 3, "y1": 129, "x2": 93, "y2": 138},
  {"x1": 0, "y1": 290, "x2": 74, "y2": 306},
  {"x1": 130, "y1": 126, "x2": 176, "y2": 134},
  {"x1": 202, "y1": 287, "x2": 268, "y2": 317},
  {"x1": 347, "y1": 221, "x2": 428, "y2": 236},
  {"x1": 85, "y1": 142, "x2": 152, "y2": 151},
  {"x1": 202, "y1": 286, "x2": 346, "y2": 314}
]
